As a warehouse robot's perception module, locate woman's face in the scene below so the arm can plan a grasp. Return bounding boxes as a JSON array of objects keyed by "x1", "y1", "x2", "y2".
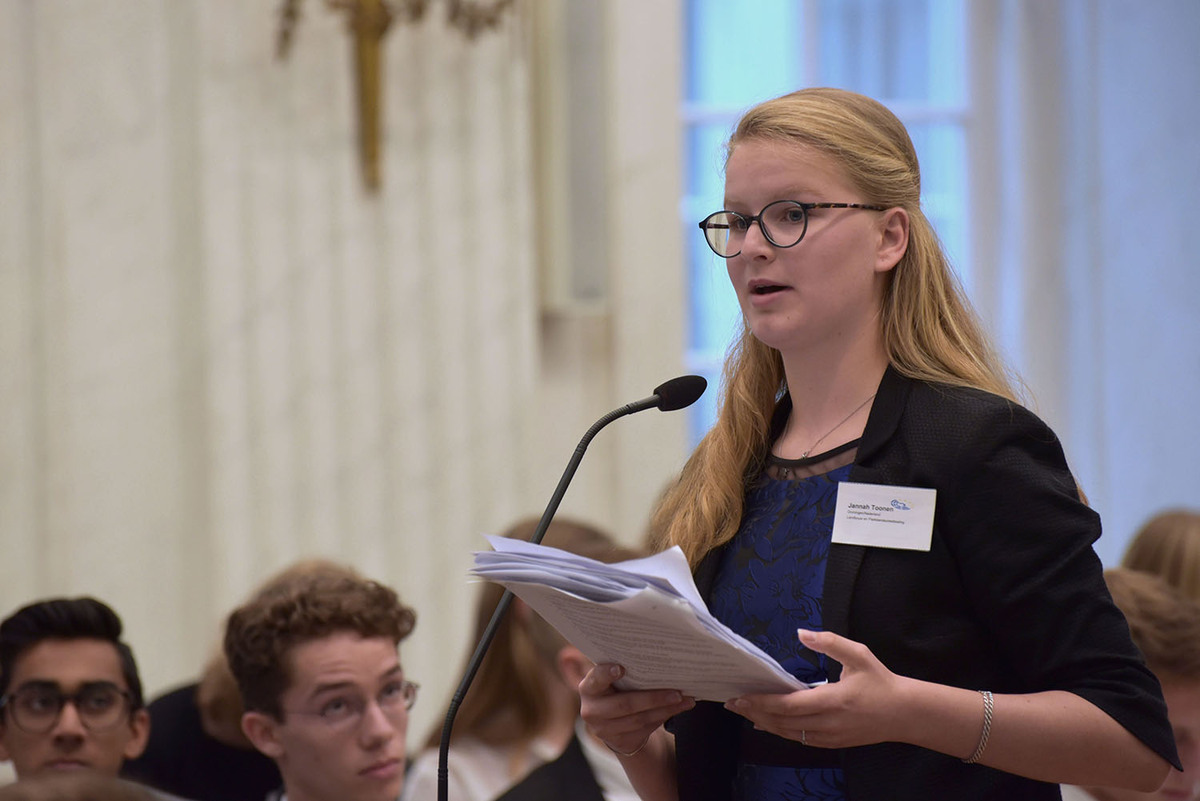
[{"x1": 721, "y1": 138, "x2": 905, "y2": 356}]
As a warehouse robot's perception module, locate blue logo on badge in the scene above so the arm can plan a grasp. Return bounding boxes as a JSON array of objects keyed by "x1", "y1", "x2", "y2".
[{"x1": 890, "y1": 499, "x2": 911, "y2": 511}]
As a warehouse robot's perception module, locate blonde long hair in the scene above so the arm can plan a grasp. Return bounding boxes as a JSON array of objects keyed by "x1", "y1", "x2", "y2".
[
  {"x1": 1122, "y1": 509, "x2": 1200, "y2": 603},
  {"x1": 651, "y1": 88, "x2": 1019, "y2": 566},
  {"x1": 1104, "y1": 566, "x2": 1200, "y2": 680}
]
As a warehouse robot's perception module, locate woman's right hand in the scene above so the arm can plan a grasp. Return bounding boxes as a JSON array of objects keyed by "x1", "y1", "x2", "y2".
[{"x1": 578, "y1": 663, "x2": 695, "y2": 755}]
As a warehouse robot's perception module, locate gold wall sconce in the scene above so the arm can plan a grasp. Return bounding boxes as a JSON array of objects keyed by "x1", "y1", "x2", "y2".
[{"x1": 276, "y1": 0, "x2": 518, "y2": 193}]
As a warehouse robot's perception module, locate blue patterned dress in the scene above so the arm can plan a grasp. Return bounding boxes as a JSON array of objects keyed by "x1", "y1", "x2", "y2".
[{"x1": 708, "y1": 461, "x2": 852, "y2": 801}]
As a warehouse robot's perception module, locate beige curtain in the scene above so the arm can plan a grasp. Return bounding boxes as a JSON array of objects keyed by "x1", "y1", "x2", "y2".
[
  {"x1": 0, "y1": 0, "x2": 688, "y2": 755},
  {"x1": 968, "y1": 0, "x2": 1200, "y2": 563}
]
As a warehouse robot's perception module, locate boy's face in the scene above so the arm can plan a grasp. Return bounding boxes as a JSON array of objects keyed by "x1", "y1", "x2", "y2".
[
  {"x1": 241, "y1": 632, "x2": 409, "y2": 801},
  {"x1": 0, "y1": 638, "x2": 149, "y2": 778}
]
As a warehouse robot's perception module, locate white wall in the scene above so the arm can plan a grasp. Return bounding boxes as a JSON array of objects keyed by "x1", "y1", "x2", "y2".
[{"x1": 0, "y1": 0, "x2": 685, "y2": 756}]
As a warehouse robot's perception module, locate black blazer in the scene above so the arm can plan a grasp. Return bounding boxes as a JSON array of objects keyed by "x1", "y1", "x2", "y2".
[
  {"x1": 121, "y1": 683, "x2": 282, "y2": 801},
  {"x1": 494, "y1": 734, "x2": 606, "y2": 801},
  {"x1": 672, "y1": 367, "x2": 1178, "y2": 801}
]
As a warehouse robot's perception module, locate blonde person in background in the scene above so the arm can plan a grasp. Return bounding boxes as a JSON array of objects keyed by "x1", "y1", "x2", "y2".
[
  {"x1": 1123, "y1": 510, "x2": 1200, "y2": 602},
  {"x1": 1062, "y1": 568, "x2": 1200, "y2": 801},
  {"x1": 404, "y1": 517, "x2": 642, "y2": 801}
]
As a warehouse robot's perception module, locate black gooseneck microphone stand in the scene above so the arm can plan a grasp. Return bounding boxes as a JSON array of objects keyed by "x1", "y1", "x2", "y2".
[{"x1": 435, "y1": 375, "x2": 706, "y2": 801}]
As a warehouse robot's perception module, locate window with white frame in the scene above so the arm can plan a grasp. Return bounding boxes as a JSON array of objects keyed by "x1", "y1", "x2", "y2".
[{"x1": 682, "y1": 0, "x2": 969, "y2": 443}]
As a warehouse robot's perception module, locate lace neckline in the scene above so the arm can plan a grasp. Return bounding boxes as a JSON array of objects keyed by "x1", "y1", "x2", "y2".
[{"x1": 768, "y1": 436, "x2": 861, "y2": 469}]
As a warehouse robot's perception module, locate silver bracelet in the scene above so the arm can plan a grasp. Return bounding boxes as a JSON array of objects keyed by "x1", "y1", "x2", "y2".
[
  {"x1": 604, "y1": 736, "x2": 650, "y2": 758},
  {"x1": 962, "y1": 690, "x2": 994, "y2": 764}
]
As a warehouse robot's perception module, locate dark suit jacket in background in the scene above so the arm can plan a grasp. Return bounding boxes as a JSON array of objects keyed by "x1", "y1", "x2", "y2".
[
  {"x1": 122, "y1": 683, "x2": 282, "y2": 801},
  {"x1": 671, "y1": 367, "x2": 1178, "y2": 801},
  {"x1": 494, "y1": 734, "x2": 605, "y2": 801}
]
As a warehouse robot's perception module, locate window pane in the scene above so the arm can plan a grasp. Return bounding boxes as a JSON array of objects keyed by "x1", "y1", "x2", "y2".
[
  {"x1": 818, "y1": 0, "x2": 965, "y2": 103},
  {"x1": 682, "y1": 0, "x2": 967, "y2": 444},
  {"x1": 908, "y1": 123, "x2": 969, "y2": 281},
  {"x1": 686, "y1": 0, "x2": 805, "y2": 107}
]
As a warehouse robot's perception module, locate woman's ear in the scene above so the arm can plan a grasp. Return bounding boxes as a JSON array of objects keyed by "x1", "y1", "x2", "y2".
[
  {"x1": 511, "y1": 597, "x2": 535, "y2": 625},
  {"x1": 556, "y1": 645, "x2": 594, "y2": 691},
  {"x1": 241, "y1": 711, "x2": 286, "y2": 759},
  {"x1": 875, "y1": 206, "x2": 910, "y2": 273}
]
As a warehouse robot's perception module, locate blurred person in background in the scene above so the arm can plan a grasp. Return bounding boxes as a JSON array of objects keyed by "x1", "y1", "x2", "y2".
[
  {"x1": 0, "y1": 773, "x2": 156, "y2": 801},
  {"x1": 224, "y1": 565, "x2": 416, "y2": 801},
  {"x1": 1123, "y1": 509, "x2": 1200, "y2": 602},
  {"x1": 0, "y1": 598, "x2": 150, "y2": 783},
  {"x1": 404, "y1": 517, "x2": 642, "y2": 801},
  {"x1": 1063, "y1": 568, "x2": 1200, "y2": 801},
  {"x1": 124, "y1": 560, "x2": 364, "y2": 801}
]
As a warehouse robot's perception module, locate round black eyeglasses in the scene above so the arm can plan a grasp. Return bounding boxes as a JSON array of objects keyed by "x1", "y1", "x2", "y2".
[
  {"x1": 282, "y1": 679, "x2": 420, "y2": 729},
  {"x1": 698, "y1": 200, "x2": 886, "y2": 258},
  {"x1": 0, "y1": 683, "x2": 133, "y2": 734}
]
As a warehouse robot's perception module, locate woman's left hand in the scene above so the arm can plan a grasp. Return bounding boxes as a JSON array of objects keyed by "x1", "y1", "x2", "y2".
[{"x1": 723, "y1": 628, "x2": 911, "y2": 749}]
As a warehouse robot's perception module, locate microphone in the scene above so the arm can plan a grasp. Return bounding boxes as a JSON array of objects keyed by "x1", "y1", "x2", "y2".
[
  {"x1": 640, "y1": 374, "x2": 708, "y2": 412},
  {"x1": 436, "y1": 375, "x2": 706, "y2": 801}
]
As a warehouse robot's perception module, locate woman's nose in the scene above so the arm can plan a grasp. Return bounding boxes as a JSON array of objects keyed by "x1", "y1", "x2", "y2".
[{"x1": 739, "y1": 219, "x2": 774, "y2": 258}]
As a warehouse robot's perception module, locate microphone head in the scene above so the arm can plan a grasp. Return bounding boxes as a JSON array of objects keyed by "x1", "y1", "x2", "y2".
[{"x1": 653, "y1": 375, "x2": 707, "y2": 412}]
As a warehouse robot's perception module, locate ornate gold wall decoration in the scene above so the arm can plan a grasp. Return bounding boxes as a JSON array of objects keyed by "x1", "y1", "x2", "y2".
[{"x1": 276, "y1": 0, "x2": 517, "y2": 193}]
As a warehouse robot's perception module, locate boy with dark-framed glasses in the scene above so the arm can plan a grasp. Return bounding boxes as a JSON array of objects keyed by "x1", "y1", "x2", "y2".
[
  {"x1": 0, "y1": 597, "x2": 150, "y2": 780},
  {"x1": 223, "y1": 566, "x2": 417, "y2": 801}
]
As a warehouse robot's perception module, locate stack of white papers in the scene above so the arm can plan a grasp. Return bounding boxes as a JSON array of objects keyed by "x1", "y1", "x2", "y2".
[{"x1": 471, "y1": 535, "x2": 809, "y2": 702}]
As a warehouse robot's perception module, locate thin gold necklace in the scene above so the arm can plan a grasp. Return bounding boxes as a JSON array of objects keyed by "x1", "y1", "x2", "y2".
[{"x1": 794, "y1": 392, "x2": 877, "y2": 459}]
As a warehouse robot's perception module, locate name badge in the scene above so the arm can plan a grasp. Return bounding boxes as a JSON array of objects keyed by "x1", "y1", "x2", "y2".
[{"x1": 831, "y1": 482, "x2": 936, "y2": 551}]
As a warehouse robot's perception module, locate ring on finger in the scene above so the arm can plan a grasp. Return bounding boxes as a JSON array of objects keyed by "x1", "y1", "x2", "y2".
[{"x1": 801, "y1": 730, "x2": 807, "y2": 746}]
